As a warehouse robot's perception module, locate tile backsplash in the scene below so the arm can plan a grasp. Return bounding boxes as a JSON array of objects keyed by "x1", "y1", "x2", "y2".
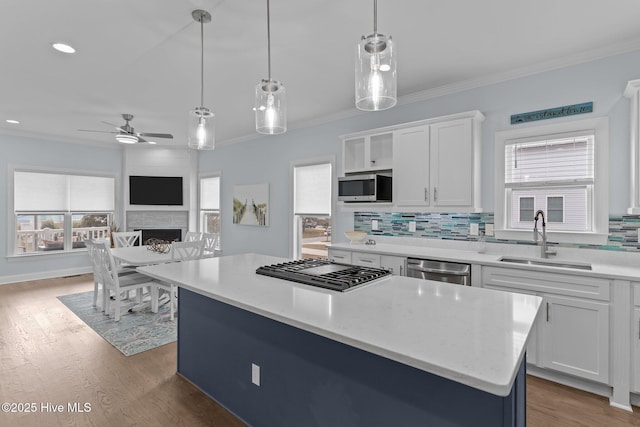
[{"x1": 354, "y1": 212, "x2": 640, "y2": 253}]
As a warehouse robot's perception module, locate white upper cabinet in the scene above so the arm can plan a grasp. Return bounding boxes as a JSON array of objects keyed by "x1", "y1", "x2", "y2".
[
  {"x1": 393, "y1": 126, "x2": 430, "y2": 206},
  {"x1": 343, "y1": 131, "x2": 393, "y2": 174},
  {"x1": 340, "y1": 110, "x2": 483, "y2": 211},
  {"x1": 430, "y1": 118, "x2": 473, "y2": 207},
  {"x1": 392, "y1": 112, "x2": 483, "y2": 211},
  {"x1": 624, "y1": 79, "x2": 640, "y2": 214}
]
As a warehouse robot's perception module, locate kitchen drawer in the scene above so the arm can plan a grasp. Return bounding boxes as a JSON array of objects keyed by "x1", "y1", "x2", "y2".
[
  {"x1": 482, "y1": 266, "x2": 610, "y2": 301},
  {"x1": 328, "y1": 249, "x2": 352, "y2": 264},
  {"x1": 351, "y1": 252, "x2": 381, "y2": 268}
]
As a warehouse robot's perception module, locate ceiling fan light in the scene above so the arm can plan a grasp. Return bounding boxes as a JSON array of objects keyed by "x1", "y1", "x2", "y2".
[
  {"x1": 255, "y1": 79, "x2": 286, "y2": 135},
  {"x1": 115, "y1": 134, "x2": 138, "y2": 144}
]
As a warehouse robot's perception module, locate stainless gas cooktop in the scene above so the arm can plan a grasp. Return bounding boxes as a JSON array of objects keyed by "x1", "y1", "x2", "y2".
[{"x1": 256, "y1": 258, "x2": 391, "y2": 292}]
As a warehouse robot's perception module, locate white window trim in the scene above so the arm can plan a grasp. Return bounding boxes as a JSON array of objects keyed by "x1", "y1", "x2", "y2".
[
  {"x1": 7, "y1": 164, "x2": 119, "y2": 259},
  {"x1": 198, "y1": 171, "x2": 222, "y2": 250},
  {"x1": 289, "y1": 156, "x2": 335, "y2": 259},
  {"x1": 494, "y1": 117, "x2": 609, "y2": 245}
]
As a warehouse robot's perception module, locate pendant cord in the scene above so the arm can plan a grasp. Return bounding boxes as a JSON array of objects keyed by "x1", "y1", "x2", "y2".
[
  {"x1": 267, "y1": 0, "x2": 272, "y2": 81},
  {"x1": 200, "y1": 15, "x2": 205, "y2": 107},
  {"x1": 373, "y1": 0, "x2": 377, "y2": 35}
]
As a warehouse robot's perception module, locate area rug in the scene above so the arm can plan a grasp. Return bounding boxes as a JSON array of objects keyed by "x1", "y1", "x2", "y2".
[{"x1": 57, "y1": 290, "x2": 176, "y2": 356}]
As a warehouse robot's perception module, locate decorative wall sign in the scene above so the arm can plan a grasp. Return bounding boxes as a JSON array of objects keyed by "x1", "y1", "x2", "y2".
[
  {"x1": 233, "y1": 183, "x2": 269, "y2": 226},
  {"x1": 510, "y1": 102, "x2": 593, "y2": 125}
]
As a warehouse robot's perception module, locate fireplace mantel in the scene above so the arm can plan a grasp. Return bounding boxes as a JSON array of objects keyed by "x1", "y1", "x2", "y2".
[{"x1": 126, "y1": 211, "x2": 188, "y2": 239}]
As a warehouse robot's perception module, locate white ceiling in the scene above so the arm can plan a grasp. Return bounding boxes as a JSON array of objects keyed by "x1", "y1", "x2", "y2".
[{"x1": 2, "y1": 0, "x2": 640, "y2": 148}]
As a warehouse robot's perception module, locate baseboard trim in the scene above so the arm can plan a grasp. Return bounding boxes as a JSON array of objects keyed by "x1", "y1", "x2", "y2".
[{"x1": 0, "y1": 267, "x2": 92, "y2": 286}]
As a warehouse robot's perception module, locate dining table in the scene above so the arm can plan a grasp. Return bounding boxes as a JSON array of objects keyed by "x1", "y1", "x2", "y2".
[{"x1": 110, "y1": 245, "x2": 174, "y2": 267}]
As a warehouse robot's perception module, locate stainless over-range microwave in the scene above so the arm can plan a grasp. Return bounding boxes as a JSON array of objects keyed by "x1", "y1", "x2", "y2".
[{"x1": 338, "y1": 173, "x2": 392, "y2": 202}]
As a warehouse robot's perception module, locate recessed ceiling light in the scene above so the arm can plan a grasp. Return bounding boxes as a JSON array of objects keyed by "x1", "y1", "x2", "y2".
[
  {"x1": 6, "y1": 119, "x2": 20, "y2": 124},
  {"x1": 147, "y1": 141, "x2": 157, "y2": 145},
  {"x1": 52, "y1": 42, "x2": 75, "y2": 54}
]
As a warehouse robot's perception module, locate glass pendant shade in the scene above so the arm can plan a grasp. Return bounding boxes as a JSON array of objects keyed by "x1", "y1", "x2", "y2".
[
  {"x1": 255, "y1": 79, "x2": 286, "y2": 134},
  {"x1": 355, "y1": 33, "x2": 397, "y2": 111},
  {"x1": 187, "y1": 106, "x2": 215, "y2": 150}
]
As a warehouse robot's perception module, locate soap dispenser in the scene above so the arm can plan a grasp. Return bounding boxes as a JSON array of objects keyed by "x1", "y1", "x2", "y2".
[{"x1": 477, "y1": 231, "x2": 487, "y2": 253}]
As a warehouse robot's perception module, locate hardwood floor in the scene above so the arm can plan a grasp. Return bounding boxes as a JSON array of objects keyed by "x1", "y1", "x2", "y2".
[{"x1": 0, "y1": 274, "x2": 639, "y2": 426}]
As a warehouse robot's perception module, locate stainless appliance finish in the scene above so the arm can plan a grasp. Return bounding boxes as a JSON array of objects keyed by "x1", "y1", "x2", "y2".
[
  {"x1": 407, "y1": 258, "x2": 471, "y2": 286},
  {"x1": 256, "y1": 258, "x2": 392, "y2": 292},
  {"x1": 337, "y1": 173, "x2": 392, "y2": 202}
]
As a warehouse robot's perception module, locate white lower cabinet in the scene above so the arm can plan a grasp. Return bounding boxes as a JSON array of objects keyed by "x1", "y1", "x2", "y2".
[
  {"x1": 380, "y1": 255, "x2": 406, "y2": 276},
  {"x1": 351, "y1": 252, "x2": 381, "y2": 268},
  {"x1": 328, "y1": 248, "x2": 351, "y2": 264},
  {"x1": 539, "y1": 294, "x2": 609, "y2": 384},
  {"x1": 632, "y1": 285, "x2": 640, "y2": 393},
  {"x1": 482, "y1": 266, "x2": 610, "y2": 385}
]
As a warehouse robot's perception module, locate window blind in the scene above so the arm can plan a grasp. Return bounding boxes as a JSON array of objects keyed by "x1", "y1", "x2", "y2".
[
  {"x1": 505, "y1": 135, "x2": 594, "y2": 186},
  {"x1": 200, "y1": 176, "x2": 220, "y2": 210},
  {"x1": 14, "y1": 171, "x2": 115, "y2": 212},
  {"x1": 294, "y1": 163, "x2": 332, "y2": 215}
]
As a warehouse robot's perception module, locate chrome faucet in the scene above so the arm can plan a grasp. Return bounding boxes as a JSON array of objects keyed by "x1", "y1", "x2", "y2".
[{"x1": 533, "y1": 210, "x2": 557, "y2": 258}]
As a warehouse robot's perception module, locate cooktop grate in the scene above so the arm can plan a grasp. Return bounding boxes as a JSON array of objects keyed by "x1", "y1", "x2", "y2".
[{"x1": 256, "y1": 258, "x2": 391, "y2": 292}]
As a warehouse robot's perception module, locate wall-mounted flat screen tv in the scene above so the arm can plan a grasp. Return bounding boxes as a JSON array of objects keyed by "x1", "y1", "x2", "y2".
[{"x1": 129, "y1": 175, "x2": 183, "y2": 206}]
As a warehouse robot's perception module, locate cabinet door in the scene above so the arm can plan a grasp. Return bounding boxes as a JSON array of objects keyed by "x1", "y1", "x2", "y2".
[
  {"x1": 380, "y1": 255, "x2": 406, "y2": 276},
  {"x1": 343, "y1": 137, "x2": 366, "y2": 173},
  {"x1": 539, "y1": 294, "x2": 610, "y2": 384},
  {"x1": 430, "y1": 118, "x2": 473, "y2": 207},
  {"x1": 393, "y1": 126, "x2": 429, "y2": 206},
  {"x1": 483, "y1": 285, "x2": 540, "y2": 366},
  {"x1": 634, "y1": 308, "x2": 640, "y2": 392},
  {"x1": 328, "y1": 249, "x2": 352, "y2": 264},
  {"x1": 351, "y1": 252, "x2": 381, "y2": 268}
]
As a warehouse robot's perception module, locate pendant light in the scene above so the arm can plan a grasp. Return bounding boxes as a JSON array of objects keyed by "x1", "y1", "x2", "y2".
[
  {"x1": 255, "y1": 0, "x2": 286, "y2": 134},
  {"x1": 355, "y1": 0, "x2": 397, "y2": 111},
  {"x1": 188, "y1": 10, "x2": 215, "y2": 150}
]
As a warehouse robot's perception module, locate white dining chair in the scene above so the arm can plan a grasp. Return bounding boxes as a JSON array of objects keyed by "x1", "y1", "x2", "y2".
[
  {"x1": 152, "y1": 239, "x2": 205, "y2": 321},
  {"x1": 184, "y1": 231, "x2": 203, "y2": 242},
  {"x1": 202, "y1": 233, "x2": 218, "y2": 258},
  {"x1": 112, "y1": 230, "x2": 142, "y2": 247},
  {"x1": 94, "y1": 241, "x2": 157, "y2": 321}
]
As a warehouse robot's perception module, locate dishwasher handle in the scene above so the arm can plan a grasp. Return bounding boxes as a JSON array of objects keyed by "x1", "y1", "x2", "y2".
[{"x1": 407, "y1": 264, "x2": 470, "y2": 276}]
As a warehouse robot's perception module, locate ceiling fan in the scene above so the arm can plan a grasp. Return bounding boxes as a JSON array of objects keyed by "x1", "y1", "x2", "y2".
[{"x1": 78, "y1": 113, "x2": 173, "y2": 144}]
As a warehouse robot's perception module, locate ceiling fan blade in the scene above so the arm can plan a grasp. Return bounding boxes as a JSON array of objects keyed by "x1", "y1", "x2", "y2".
[
  {"x1": 138, "y1": 132, "x2": 173, "y2": 139},
  {"x1": 101, "y1": 121, "x2": 126, "y2": 132},
  {"x1": 78, "y1": 129, "x2": 117, "y2": 134}
]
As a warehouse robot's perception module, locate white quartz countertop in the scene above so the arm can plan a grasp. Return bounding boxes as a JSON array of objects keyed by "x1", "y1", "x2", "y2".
[
  {"x1": 138, "y1": 253, "x2": 542, "y2": 397},
  {"x1": 330, "y1": 242, "x2": 640, "y2": 280}
]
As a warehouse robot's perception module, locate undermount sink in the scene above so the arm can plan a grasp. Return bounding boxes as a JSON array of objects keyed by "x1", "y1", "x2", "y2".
[{"x1": 498, "y1": 256, "x2": 592, "y2": 271}]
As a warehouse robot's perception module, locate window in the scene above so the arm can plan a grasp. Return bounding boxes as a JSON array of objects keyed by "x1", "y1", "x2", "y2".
[
  {"x1": 12, "y1": 170, "x2": 115, "y2": 255},
  {"x1": 495, "y1": 117, "x2": 609, "y2": 244},
  {"x1": 292, "y1": 161, "x2": 332, "y2": 259},
  {"x1": 199, "y1": 175, "x2": 221, "y2": 249}
]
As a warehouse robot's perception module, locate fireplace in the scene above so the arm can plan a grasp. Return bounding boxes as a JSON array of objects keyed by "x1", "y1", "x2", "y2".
[{"x1": 136, "y1": 228, "x2": 182, "y2": 245}]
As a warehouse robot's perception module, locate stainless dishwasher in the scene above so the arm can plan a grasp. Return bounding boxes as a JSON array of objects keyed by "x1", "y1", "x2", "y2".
[{"x1": 406, "y1": 258, "x2": 471, "y2": 286}]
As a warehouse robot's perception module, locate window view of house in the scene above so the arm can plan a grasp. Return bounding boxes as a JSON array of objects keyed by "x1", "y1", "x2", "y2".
[
  {"x1": 13, "y1": 171, "x2": 115, "y2": 255},
  {"x1": 293, "y1": 162, "x2": 332, "y2": 259},
  {"x1": 199, "y1": 175, "x2": 221, "y2": 249},
  {"x1": 505, "y1": 134, "x2": 594, "y2": 232}
]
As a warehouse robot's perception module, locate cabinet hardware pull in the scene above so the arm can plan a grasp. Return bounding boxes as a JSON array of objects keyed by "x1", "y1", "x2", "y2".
[
  {"x1": 546, "y1": 302, "x2": 549, "y2": 322},
  {"x1": 425, "y1": 188, "x2": 429, "y2": 203},
  {"x1": 400, "y1": 265, "x2": 403, "y2": 276},
  {"x1": 359, "y1": 258, "x2": 373, "y2": 263},
  {"x1": 434, "y1": 187, "x2": 437, "y2": 202}
]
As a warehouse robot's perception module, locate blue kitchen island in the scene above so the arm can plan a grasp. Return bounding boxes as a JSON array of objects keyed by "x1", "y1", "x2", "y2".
[{"x1": 138, "y1": 253, "x2": 541, "y2": 427}]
